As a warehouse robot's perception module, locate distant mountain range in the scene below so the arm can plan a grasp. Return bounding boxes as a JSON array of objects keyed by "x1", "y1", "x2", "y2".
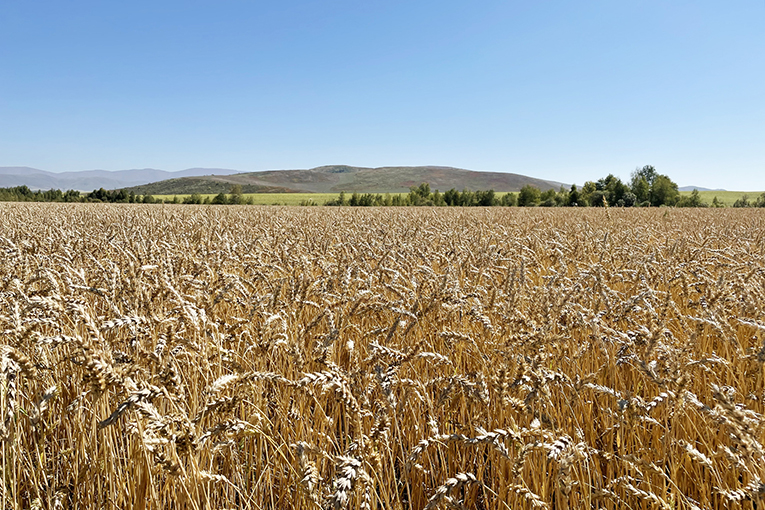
[
  {"x1": 122, "y1": 165, "x2": 566, "y2": 195},
  {"x1": 1, "y1": 165, "x2": 565, "y2": 194},
  {"x1": 678, "y1": 186, "x2": 726, "y2": 192},
  {"x1": 0, "y1": 167, "x2": 241, "y2": 191}
]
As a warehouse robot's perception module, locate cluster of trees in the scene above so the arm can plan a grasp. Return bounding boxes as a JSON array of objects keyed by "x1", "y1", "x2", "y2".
[
  {"x1": 732, "y1": 193, "x2": 765, "y2": 208},
  {"x1": 328, "y1": 166, "x2": 691, "y2": 208},
  {"x1": 182, "y1": 186, "x2": 254, "y2": 205},
  {"x1": 0, "y1": 185, "x2": 141, "y2": 203},
  {"x1": 572, "y1": 166, "x2": 677, "y2": 207},
  {"x1": 557, "y1": 166, "x2": 684, "y2": 207},
  {"x1": 2, "y1": 166, "x2": 761, "y2": 208},
  {"x1": 325, "y1": 184, "x2": 517, "y2": 207},
  {"x1": 0, "y1": 185, "x2": 252, "y2": 205}
]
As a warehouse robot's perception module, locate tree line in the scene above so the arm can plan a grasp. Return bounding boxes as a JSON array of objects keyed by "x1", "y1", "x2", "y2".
[
  {"x1": 0, "y1": 184, "x2": 254, "y2": 205},
  {"x1": 327, "y1": 166, "x2": 763, "y2": 208},
  {"x1": 0, "y1": 186, "x2": 150, "y2": 203},
  {"x1": 1, "y1": 166, "x2": 763, "y2": 207}
]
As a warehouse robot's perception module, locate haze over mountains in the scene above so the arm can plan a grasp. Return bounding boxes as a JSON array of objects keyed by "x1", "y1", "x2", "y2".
[
  {"x1": 1, "y1": 165, "x2": 722, "y2": 195},
  {"x1": 1, "y1": 165, "x2": 566, "y2": 194},
  {"x1": 0, "y1": 167, "x2": 241, "y2": 191}
]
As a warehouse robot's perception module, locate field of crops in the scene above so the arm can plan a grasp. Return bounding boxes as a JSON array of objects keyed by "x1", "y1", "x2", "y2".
[{"x1": 2, "y1": 204, "x2": 765, "y2": 509}]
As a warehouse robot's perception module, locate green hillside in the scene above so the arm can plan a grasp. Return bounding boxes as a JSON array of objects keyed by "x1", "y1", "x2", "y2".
[{"x1": 122, "y1": 165, "x2": 565, "y2": 195}]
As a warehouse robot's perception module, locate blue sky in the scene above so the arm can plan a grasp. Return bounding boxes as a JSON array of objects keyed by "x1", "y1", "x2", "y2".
[{"x1": 1, "y1": 1, "x2": 763, "y2": 189}]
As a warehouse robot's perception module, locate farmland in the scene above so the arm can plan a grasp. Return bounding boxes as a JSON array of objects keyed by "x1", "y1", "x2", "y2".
[
  {"x1": 2, "y1": 204, "x2": 765, "y2": 509},
  {"x1": 154, "y1": 192, "x2": 344, "y2": 205},
  {"x1": 678, "y1": 190, "x2": 762, "y2": 207},
  {"x1": 155, "y1": 190, "x2": 761, "y2": 207}
]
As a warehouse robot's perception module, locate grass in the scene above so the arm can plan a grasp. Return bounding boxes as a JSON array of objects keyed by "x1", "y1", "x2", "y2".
[
  {"x1": 2, "y1": 204, "x2": 765, "y2": 509},
  {"x1": 152, "y1": 192, "x2": 412, "y2": 205},
  {"x1": 153, "y1": 192, "x2": 514, "y2": 205},
  {"x1": 679, "y1": 189, "x2": 764, "y2": 206},
  {"x1": 160, "y1": 190, "x2": 763, "y2": 207},
  {"x1": 154, "y1": 192, "x2": 338, "y2": 205}
]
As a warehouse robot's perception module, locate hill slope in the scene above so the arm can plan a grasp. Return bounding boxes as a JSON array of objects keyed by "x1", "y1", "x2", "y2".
[{"x1": 124, "y1": 165, "x2": 565, "y2": 195}]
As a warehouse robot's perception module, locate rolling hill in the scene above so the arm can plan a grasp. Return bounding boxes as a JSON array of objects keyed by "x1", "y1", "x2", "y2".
[{"x1": 122, "y1": 165, "x2": 566, "y2": 195}]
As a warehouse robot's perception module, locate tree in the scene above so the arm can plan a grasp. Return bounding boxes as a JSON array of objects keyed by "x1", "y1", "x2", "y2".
[
  {"x1": 621, "y1": 192, "x2": 637, "y2": 207},
  {"x1": 677, "y1": 189, "x2": 706, "y2": 207},
  {"x1": 554, "y1": 186, "x2": 568, "y2": 206},
  {"x1": 63, "y1": 189, "x2": 81, "y2": 202},
  {"x1": 229, "y1": 184, "x2": 243, "y2": 205},
  {"x1": 539, "y1": 189, "x2": 557, "y2": 207},
  {"x1": 579, "y1": 181, "x2": 597, "y2": 206},
  {"x1": 476, "y1": 190, "x2": 497, "y2": 206},
  {"x1": 649, "y1": 175, "x2": 679, "y2": 206},
  {"x1": 444, "y1": 189, "x2": 459, "y2": 206},
  {"x1": 184, "y1": 193, "x2": 203, "y2": 204},
  {"x1": 597, "y1": 174, "x2": 627, "y2": 206},
  {"x1": 517, "y1": 185, "x2": 541, "y2": 206},
  {"x1": 631, "y1": 178, "x2": 650, "y2": 204},
  {"x1": 567, "y1": 185, "x2": 580, "y2": 206},
  {"x1": 408, "y1": 183, "x2": 432, "y2": 206},
  {"x1": 500, "y1": 192, "x2": 517, "y2": 206},
  {"x1": 589, "y1": 190, "x2": 606, "y2": 207},
  {"x1": 632, "y1": 165, "x2": 658, "y2": 187},
  {"x1": 631, "y1": 165, "x2": 657, "y2": 204}
]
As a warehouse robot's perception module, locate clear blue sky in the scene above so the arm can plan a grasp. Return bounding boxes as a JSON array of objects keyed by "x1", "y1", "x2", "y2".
[{"x1": 1, "y1": 1, "x2": 763, "y2": 189}]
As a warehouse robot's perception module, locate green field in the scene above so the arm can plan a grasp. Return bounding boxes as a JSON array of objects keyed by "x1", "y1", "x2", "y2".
[
  {"x1": 154, "y1": 192, "x2": 347, "y2": 205},
  {"x1": 679, "y1": 190, "x2": 764, "y2": 206},
  {"x1": 153, "y1": 192, "x2": 510, "y2": 205},
  {"x1": 154, "y1": 190, "x2": 763, "y2": 207}
]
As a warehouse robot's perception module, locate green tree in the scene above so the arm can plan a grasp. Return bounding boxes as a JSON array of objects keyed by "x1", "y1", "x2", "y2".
[
  {"x1": 211, "y1": 192, "x2": 228, "y2": 205},
  {"x1": 567, "y1": 184, "x2": 580, "y2": 206},
  {"x1": 517, "y1": 185, "x2": 541, "y2": 207},
  {"x1": 184, "y1": 193, "x2": 203, "y2": 204},
  {"x1": 229, "y1": 184, "x2": 243, "y2": 205},
  {"x1": 539, "y1": 189, "x2": 557, "y2": 207},
  {"x1": 476, "y1": 189, "x2": 497, "y2": 206},
  {"x1": 408, "y1": 183, "x2": 432, "y2": 206},
  {"x1": 632, "y1": 165, "x2": 658, "y2": 187},
  {"x1": 677, "y1": 189, "x2": 706, "y2": 207},
  {"x1": 443, "y1": 189, "x2": 459, "y2": 206},
  {"x1": 597, "y1": 174, "x2": 627, "y2": 206},
  {"x1": 579, "y1": 181, "x2": 597, "y2": 206},
  {"x1": 553, "y1": 186, "x2": 568, "y2": 206},
  {"x1": 500, "y1": 192, "x2": 517, "y2": 206},
  {"x1": 631, "y1": 178, "x2": 650, "y2": 204},
  {"x1": 649, "y1": 175, "x2": 679, "y2": 206}
]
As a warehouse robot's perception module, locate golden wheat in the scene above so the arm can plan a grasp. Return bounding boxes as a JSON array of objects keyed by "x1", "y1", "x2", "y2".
[{"x1": 1, "y1": 203, "x2": 764, "y2": 509}]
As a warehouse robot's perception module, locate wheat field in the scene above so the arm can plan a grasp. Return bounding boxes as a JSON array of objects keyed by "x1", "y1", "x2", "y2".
[{"x1": 1, "y1": 204, "x2": 764, "y2": 509}]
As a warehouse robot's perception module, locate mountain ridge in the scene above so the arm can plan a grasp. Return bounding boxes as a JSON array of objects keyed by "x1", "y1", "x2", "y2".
[
  {"x1": 0, "y1": 167, "x2": 241, "y2": 190},
  {"x1": 0, "y1": 165, "x2": 566, "y2": 194},
  {"x1": 122, "y1": 165, "x2": 566, "y2": 195}
]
